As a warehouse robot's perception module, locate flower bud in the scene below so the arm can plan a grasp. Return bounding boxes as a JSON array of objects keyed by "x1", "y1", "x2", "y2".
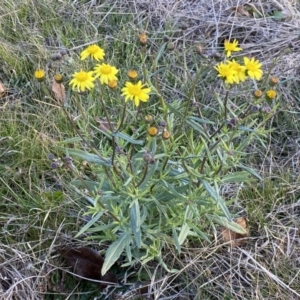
[
  {"x1": 269, "y1": 76, "x2": 279, "y2": 86},
  {"x1": 147, "y1": 126, "x2": 158, "y2": 137},
  {"x1": 253, "y1": 89, "x2": 263, "y2": 99},
  {"x1": 54, "y1": 73, "x2": 63, "y2": 83},
  {"x1": 162, "y1": 130, "x2": 171, "y2": 139},
  {"x1": 138, "y1": 33, "x2": 147, "y2": 46},
  {"x1": 107, "y1": 80, "x2": 118, "y2": 89},
  {"x1": 51, "y1": 53, "x2": 63, "y2": 61},
  {"x1": 144, "y1": 115, "x2": 154, "y2": 123}
]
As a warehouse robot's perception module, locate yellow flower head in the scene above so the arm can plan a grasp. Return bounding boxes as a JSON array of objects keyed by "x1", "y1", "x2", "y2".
[
  {"x1": 147, "y1": 126, "x2": 158, "y2": 137},
  {"x1": 228, "y1": 60, "x2": 247, "y2": 83},
  {"x1": 34, "y1": 69, "x2": 45, "y2": 82},
  {"x1": 214, "y1": 62, "x2": 237, "y2": 84},
  {"x1": 224, "y1": 39, "x2": 242, "y2": 57},
  {"x1": 162, "y1": 130, "x2": 171, "y2": 140},
  {"x1": 244, "y1": 57, "x2": 263, "y2": 80},
  {"x1": 94, "y1": 63, "x2": 118, "y2": 85},
  {"x1": 266, "y1": 89, "x2": 277, "y2": 100},
  {"x1": 80, "y1": 44, "x2": 105, "y2": 61},
  {"x1": 127, "y1": 69, "x2": 138, "y2": 80},
  {"x1": 69, "y1": 70, "x2": 95, "y2": 92},
  {"x1": 107, "y1": 80, "x2": 118, "y2": 89},
  {"x1": 121, "y1": 80, "x2": 151, "y2": 107},
  {"x1": 54, "y1": 73, "x2": 63, "y2": 83}
]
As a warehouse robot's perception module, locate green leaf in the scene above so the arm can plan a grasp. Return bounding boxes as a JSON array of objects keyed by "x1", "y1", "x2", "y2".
[
  {"x1": 187, "y1": 116, "x2": 214, "y2": 125},
  {"x1": 161, "y1": 181, "x2": 187, "y2": 201},
  {"x1": 102, "y1": 232, "x2": 128, "y2": 275},
  {"x1": 238, "y1": 164, "x2": 262, "y2": 181},
  {"x1": 56, "y1": 147, "x2": 112, "y2": 167},
  {"x1": 185, "y1": 118, "x2": 208, "y2": 138},
  {"x1": 209, "y1": 215, "x2": 247, "y2": 234},
  {"x1": 200, "y1": 179, "x2": 231, "y2": 219},
  {"x1": 272, "y1": 11, "x2": 285, "y2": 20},
  {"x1": 172, "y1": 227, "x2": 181, "y2": 253},
  {"x1": 138, "y1": 161, "x2": 158, "y2": 189},
  {"x1": 156, "y1": 184, "x2": 189, "y2": 202},
  {"x1": 114, "y1": 132, "x2": 144, "y2": 145},
  {"x1": 178, "y1": 223, "x2": 190, "y2": 246},
  {"x1": 130, "y1": 200, "x2": 141, "y2": 248},
  {"x1": 75, "y1": 212, "x2": 103, "y2": 237},
  {"x1": 165, "y1": 103, "x2": 185, "y2": 118},
  {"x1": 221, "y1": 171, "x2": 251, "y2": 183},
  {"x1": 57, "y1": 137, "x2": 83, "y2": 144}
]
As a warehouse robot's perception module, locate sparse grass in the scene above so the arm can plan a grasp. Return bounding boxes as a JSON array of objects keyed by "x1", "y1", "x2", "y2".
[{"x1": 1, "y1": 0, "x2": 300, "y2": 299}]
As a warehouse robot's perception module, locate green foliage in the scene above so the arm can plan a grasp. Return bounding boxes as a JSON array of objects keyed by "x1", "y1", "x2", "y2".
[{"x1": 44, "y1": 34, "x2": 285, "y2": 276}]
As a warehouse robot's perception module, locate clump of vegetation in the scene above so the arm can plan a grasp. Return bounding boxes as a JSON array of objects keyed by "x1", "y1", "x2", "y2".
[
  {"x1": 34, "y1": 35, "x2": 285, "y2": 276},
  {"x1": 1, "y1": 0, "x2": 300, "y2": 299}
]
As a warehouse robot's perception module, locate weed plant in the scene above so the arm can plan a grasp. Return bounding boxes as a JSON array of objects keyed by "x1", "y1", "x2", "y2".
[{"x1": 34, "y1": 35, "x2": 287, "y2": 276}]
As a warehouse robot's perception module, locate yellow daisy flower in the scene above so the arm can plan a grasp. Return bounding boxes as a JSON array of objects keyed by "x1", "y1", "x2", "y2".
[
  {"x1": 34, "y1": 69, "x2": 45, "y2": 82},
  {"x1": 244, "y1": 57, "x2": 263, "y2": 80},
  {"x1": 214, "y1": 62, "x2": 237, "y2": 84},
  {"x1": 80, "y1": 44, "x2": 105, "y2": 61},
  {"x1": 94, "y1": 63, "x2": 118, "y2": 85},
  {"x1": 228, "y1": 60, "x2": 247, "y2": 83},
  {"x1": 224, "y1": 39, "x2": 242, "y2": 57},
  {"x1": 121, "y1": 80, "x2": 151, "y2": 107},
  {"x1": 69, "y1": 70, "x2": 95, "y2": 92},
  {"x1": 266, "y1": 89, "x2": 277, "y2": 100}
]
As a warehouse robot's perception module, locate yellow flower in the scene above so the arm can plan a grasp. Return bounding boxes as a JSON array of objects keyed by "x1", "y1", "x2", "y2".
[
  {"x1": 224, "y1": 39, "x2": 242, "y2": 57},
  {"x1": 94, "y1": 63, "x2": 118, "y2": 85},
  {"x1": 127, "y1": 69, "x2": 138, "y2": 80},
  {"x1": 214, "y1": 62, "x2": 237, "y2": 84},
  {"x1": 107, "y1": 80, "x2": 118, "y2": 89},
  {"x1": 80, "y1": 44, "x2": 105, "y2": 61},
  {"x1": 69, "y1": 70, "x2": 95, "y2": 92},
  {"x1": 34, "y1": 69, "x2": 45, "y2": 82},
  {"x1": 54, "y1": 73, "x2": 63, "y2": 83},
  {"x1": 147, "y1": 127, "x2": 158, "y2": 136},
  {"x1": 228, "y1": 60, "x2": 247, "y2": 83},
  {"x1": 162, "y1": 130, "x2": 171, "y2": 139},
  {"x1": 244, "y1": 57, "x2": 263, "y2": 80},
  {"x1": 266, "y1": 89, "x2": 277, "y2": 100},
  {"x1": 121, "y1": 81, "x2": 151, "y2": 107}
]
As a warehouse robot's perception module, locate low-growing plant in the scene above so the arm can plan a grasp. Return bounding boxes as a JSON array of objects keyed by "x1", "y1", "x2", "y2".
[{"x1": 37, "y1": 35, "x2": 286, "y2": 276}]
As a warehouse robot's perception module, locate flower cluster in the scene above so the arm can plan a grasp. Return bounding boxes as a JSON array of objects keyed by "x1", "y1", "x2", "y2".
[
  {"x1": 215, "y1": 40, "x2": 263, "y2": 84},
  {"x1": 69, "y1": 44, "x2": 151, "y2": 107}
]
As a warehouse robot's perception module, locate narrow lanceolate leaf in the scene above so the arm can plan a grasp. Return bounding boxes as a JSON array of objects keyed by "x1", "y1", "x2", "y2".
[
  {"x1": 238, "y1": 164, "x2": 262, "y2": 181},
  {"x1": 172, "y1": 227, "x2": 181, "y2": 253},
  {"x1": 102, "y1": 232, "x2": 128, "y2": 275},
  {"x1": 114, "y1": 132, "x2": 144, "y2": 145},
  {"x1": 209, "y1": 215, "x2": 248, "y2": 234},
  {"x1": 75, "y1": 212, "x2": 103, "y2": 237},
  {"x1": 56, "y1": 147, "x2": 112, "y2": 167},
  {"x1": 178, "y1": 223, "x2": 190, "y2": 246},
  {"x1": 200, "y1": 179, "x2": 231, "y2": 219},
  {"x1": 130, "y1": 200, "x2": 141, "y2": 248},
  {"x1": 185, "y1": 118, "x2": 208, "y2": 138}
]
